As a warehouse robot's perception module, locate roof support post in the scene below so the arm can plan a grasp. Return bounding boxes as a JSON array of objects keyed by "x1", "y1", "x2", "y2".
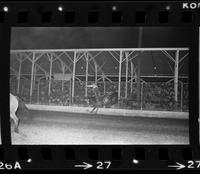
[
  {"x1": 136, "y1": 27, "x2": 143, "y2": 107},
  {"x1": 174, "y1": 50, "x2": 179, "y2": 110},
  {"x1": 48, "y1": 53, "x2": 53, "y2": 97},
  {"x1": 17, "y1": 54, "x2": 22, "y2": 95},
  {"x1": 72, "y1": 51, "x2": 77, "y2": 104},
  {"x1": 85, "y1": 52, "x2": 89, "y2": 97},
  {"x1": 125, "y1": 52, "x2": 129, "y2": 98},
  {"x1": 30, "y1": 52, "x2": 36, "y2": 100},
  {"x1": 118, "y1": 51, "x2": 123, "y2": 101}
]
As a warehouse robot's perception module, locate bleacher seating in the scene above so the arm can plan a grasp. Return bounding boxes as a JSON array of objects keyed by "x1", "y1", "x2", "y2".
[{"x1": 9, "y1": 78, "x2": 189, "y2": 112}]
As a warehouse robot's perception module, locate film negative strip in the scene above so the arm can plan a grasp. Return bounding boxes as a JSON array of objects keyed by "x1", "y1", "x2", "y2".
[{"x1": 0, "y1": 0, "x2": 199, "y2": 171}]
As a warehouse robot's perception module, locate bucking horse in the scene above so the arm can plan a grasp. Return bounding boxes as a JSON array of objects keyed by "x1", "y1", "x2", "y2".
[{"x1": 87, "y1": 84, "x2": 118, "y2": 114}]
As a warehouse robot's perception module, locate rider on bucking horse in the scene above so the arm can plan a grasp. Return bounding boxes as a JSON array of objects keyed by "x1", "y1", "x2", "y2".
[{"x1": 87, "y1": 83, "x2": 118, "y2": 113}]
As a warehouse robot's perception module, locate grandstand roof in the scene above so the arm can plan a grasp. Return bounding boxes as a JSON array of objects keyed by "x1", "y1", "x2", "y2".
[{"x1": 10, "y1": 27, "x2": 190, "y2": 80}]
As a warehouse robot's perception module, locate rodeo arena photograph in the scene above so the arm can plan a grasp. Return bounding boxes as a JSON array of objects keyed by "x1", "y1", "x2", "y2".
[{"x1": 7, "y1": 27, "x2": 189, "y2": 145}]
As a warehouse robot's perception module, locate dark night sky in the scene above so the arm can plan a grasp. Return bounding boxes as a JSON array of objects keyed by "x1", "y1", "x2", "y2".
[
  {"x1": 11, "y1": 27, "x2": 140, "y2": 49},
  {"x1": 10, "y1": 27, "x2": 191, "y2": 76},
  {"x1": 11, "y1": 27, "x2": 192, "y2": 49}
]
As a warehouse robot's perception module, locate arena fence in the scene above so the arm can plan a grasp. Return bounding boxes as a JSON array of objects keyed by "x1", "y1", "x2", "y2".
[{"x1": 10, "y1": 76, "x2": 189, "y2": 112}]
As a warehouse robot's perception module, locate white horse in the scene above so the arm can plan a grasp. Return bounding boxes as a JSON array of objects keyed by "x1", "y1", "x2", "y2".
[
  {"x1": 10, "y1": 93, "x2": 28, "y2": 133},
  {"x1": 10, "y1": 93, "x2": 20, "y2": 133}
]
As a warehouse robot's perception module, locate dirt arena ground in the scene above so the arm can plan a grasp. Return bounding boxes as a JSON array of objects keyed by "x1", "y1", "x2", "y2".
[{"x1": 10, "y1": 109, "x2": 189, "y2": 145}]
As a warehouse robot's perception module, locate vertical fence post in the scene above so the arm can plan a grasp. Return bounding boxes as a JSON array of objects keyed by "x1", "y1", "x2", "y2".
[
  {"x1": 102, "y1": 75, "x2": 106, "y2": 95},
  {"x1": 33, "y1": 65, "x2": 36, "y2": 93},
  {"x1": 141, "y1": 82, "x2": 143, "y2": 110},
  {"x1": 181, "y1": 82, "x2": 183, "y2": 112},
  {"x1": 130, "y1": 62, "x2": 133, "y2": 93},
  {"x1": 21, "y1": 85, "x2": 24, "y2": 98},
  {"x1": 37, "y1": 79, "x2": 40, "y2": 104},
  {"x1": 94, "y1": 61, "x2": 98, "y2": 84},
  {"x1": 69, "y1": 78, "x2": 71, "y2": 106},
  {"x1": 61, "y1": 62, "x2": 65, "y2": 92}
]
